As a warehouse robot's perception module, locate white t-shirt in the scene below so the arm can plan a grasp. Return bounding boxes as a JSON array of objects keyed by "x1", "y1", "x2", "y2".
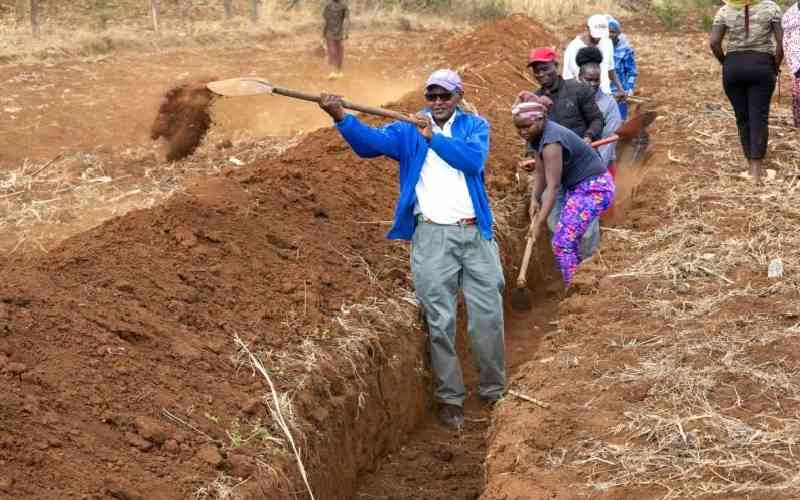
[
  {"x1": 562, "y1": 36, "x2": 616, "y2": 95},
  {"x1": 414, "y1": 111, "x2": 475, "y2": 224}
]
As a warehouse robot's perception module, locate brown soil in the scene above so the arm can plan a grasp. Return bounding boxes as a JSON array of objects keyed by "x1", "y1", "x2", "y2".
[
  {"x1": 150, "y1": 82, "x2": 215, "y2": 162},
  {"x1": 0, "y1": 15, "x2": 553, "y2": 500},
  {"x1": 481, "y1": 17, "x2": 800, "y2": 500}
]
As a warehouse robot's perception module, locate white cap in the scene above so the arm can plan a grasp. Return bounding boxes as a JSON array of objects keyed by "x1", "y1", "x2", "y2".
[{"x1": 588, "y1": 14, "x2": 610, "y2": 39}]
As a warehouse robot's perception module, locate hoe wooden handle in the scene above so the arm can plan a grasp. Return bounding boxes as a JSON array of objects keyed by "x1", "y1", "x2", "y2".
[
  {"x1": 273, "y1": 87, "x2": 428, "y2": 127},
  {"x1": 516, "y1": 229, "x2": 536, "y2": 288}
]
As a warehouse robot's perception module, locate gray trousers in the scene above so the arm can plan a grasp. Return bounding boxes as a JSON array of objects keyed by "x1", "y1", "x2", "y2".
[
  {"x1": 546, "y1": 186, "x2": 600, "y2": 260},
  {"x1": 411, "y1": 220, "x2": 506, "y2": 407}
]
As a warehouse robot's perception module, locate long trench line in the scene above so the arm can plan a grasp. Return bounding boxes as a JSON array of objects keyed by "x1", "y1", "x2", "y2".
[
  {"x1": 351, "y1": 262, "x2": 562, "y2": 499},
  {"x1": 349, "y1": 50, "x2": 659, "y2": 500}
]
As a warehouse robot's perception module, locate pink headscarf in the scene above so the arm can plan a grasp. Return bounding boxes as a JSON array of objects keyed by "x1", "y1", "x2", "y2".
[{"x1": 512, "y1": 91, "x2": 553, "y2": 121}]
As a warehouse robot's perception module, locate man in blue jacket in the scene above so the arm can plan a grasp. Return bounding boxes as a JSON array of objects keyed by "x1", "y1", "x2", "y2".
[{"x1": 319, "y1": 69, "x2": 506, "y2": 430}]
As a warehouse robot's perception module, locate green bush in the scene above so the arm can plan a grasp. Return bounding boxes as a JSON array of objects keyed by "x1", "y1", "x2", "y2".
[
  {"x1": 652, "y1": 0, "x2": 684, "y2": 30},
  {"x1": 474, "y1": 0, "x2": 509, "y2": 19}
]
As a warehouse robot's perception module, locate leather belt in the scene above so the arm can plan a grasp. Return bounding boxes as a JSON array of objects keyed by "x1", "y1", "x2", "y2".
[{"x1": 417, "y1": 214, "x2": 477, "y2": 226}]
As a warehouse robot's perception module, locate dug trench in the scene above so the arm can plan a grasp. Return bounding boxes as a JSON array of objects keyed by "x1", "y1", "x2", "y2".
[{"x1": 0, "y1": 16, "x2": 653, "y2": 500}]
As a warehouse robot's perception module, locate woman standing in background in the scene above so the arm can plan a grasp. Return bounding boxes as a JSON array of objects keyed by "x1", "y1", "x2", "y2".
[
  {"x1": 710, "y1": 0, "x2": 783, "y2": 181},
  {"x1": 782, "y1": 1, "x2": 800, "y2": 127}
]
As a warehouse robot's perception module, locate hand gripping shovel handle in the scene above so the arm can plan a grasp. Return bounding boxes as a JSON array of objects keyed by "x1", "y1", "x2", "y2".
[
  {"x1": 272, "y1": 87, "x2": 428, "y2": 127},
  {"x1": 515, "y1": 228, "x2": 537, "y2": 288}
]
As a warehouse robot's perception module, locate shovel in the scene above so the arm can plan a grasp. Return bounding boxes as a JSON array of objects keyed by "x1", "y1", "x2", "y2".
[
  {"x1": 517, "y1": 134, "x2": 621, "y2": 171},
  {"x1": 206, "y1": 77, "x2": 427, "y2": 127},
  {"x1": 615, "y1": 111, "x2": 657, "y2": 140},
  {"x1": 511, "y1": 221, "x2": 537, "y2": 311}
]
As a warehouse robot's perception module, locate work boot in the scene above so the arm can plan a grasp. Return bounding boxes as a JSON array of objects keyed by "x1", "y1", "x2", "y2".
[
  {"x1": 481, "y1": 395, "x2": 503, "y2": 409},
  {"x1": 438, "y1": 404, "x2": 464, "y2": 430}
]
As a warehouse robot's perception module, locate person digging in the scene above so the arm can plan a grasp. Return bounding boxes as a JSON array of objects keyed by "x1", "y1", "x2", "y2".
[
  {"x1": 318, "y1": 69, "x2": 506, "y2": 430},
  {"x1": 514, "y1": 96, "x2": 615, "y2": 287}
]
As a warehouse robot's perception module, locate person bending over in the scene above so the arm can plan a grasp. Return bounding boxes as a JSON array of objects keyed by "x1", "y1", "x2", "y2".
[{"x1": 514, "y1": 96, "x2": 615, "y2": 286}]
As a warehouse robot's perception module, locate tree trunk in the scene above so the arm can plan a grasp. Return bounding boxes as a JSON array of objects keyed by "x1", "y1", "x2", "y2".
[
  {"x1": 150, "y1": 0, "x2": 160, "y2": 34},
  {"x1": 250, "y1": 0, "x2": 260, "y2": 24},
  {"x1": 224, "y1": 0, "x2": 233, "y2": 20},
  {"x1": 30, "y1": 0, "x2": 39, "y2": 37},
  {"x1": 15, "y1": 0, "x2": 26, "y2": 27}
]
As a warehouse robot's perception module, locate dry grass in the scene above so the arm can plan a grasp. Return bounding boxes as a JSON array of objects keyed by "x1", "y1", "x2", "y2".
[
  {"x1": 0, "y1": 0, "x2": 630, "y2": 63},
  {"x1": 508, "y1": 0, "x2": 621, "y2": 25},
  {"x1": 566, "y1": 31, "x2": 800, "y2": 498},
  {"x1": 193, "y1": 473, "x2": 249, "y2": 500},
  {"x1": 0, "y1": 0, "x2": 469, "y2": 63},
  {"x1": 0, "y1": 133, "x2": 298, "y2": 255}
]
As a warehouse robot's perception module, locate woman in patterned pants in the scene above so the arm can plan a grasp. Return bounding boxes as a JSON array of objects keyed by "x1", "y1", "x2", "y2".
[{"x1": 514, "y1": 96, "x2": 615, "y2": 286}]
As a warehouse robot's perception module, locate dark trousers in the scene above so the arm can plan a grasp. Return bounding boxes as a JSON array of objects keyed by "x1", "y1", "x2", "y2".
[
  {"x1": 326, "y1": 38, "x2": 344, "y2": 70},
  {"x1": 722, "y1": 51, "x2": 777, "y2": 160}
]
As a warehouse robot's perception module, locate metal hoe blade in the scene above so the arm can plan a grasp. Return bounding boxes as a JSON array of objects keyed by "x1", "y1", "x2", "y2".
[
  {"x1": 206, "y1": 77, "x2": 275, "y2": 97},
  {"x1": 511, "y1": 287, "x2": 532, "y2": 311}
]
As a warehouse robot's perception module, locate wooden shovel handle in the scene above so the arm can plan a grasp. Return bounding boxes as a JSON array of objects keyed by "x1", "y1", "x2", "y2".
[
  {"x1": 591, "y1": 134, "x2": 619, "y2": 149},
  {"x1": 515, "y1": 228, "x2": 536, "y2": 288},
  {"x1": 272, "y1": 86, "x2": 427, "y2": 127}
]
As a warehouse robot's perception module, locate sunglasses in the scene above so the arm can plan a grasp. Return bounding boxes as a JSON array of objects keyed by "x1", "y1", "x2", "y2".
[{"x1": 424, "y1": 92, "x2": 454, "y2": 102}]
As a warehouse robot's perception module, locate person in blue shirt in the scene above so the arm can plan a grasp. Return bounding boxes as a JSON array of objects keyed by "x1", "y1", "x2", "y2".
[
  {"x1": 608, "y1": 16, "x2": 638, "y2": 120},
  {"x1": 318, "y1": 69, "x2": 505, "y2": 431}
]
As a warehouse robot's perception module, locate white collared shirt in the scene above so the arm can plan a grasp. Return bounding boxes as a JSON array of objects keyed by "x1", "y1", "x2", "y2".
[{"x1": 413, "y1": 110, "x2": 475, "y2": 224}]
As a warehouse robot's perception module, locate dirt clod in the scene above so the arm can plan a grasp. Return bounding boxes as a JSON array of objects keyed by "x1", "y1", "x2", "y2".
[
  {"x1": 196, "y1": 444, "x2": 224, "y2": 468},
  {"x1": 226, "y1": 453, "x2": 256, "y2": 478},
  {"x1": 124, "y1": 431, "x2": 154, "y2": 452},
  {"x1": 150, "y1": 81, "x2": 215, "y2": 162},
  {"x1": 133, "y1": 416, "x2": 169, "y2": 445},
  {"x1": 3, "y1": 362, "x2": 27, "y2": 375},
  {"x1": 0, "y1": 477, "x2": 14, "y2": 492}
]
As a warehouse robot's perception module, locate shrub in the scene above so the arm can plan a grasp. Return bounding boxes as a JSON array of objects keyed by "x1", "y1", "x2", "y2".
[{"x1": 652, "y1": 0, "x2": 684, "y2": 30}]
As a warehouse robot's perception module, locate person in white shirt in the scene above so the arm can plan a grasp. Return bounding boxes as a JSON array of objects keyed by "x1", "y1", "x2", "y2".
[
  {"x1": 319, "y1": 69, "x2": 505, "y2": 431},
  {"x1": 563, "y1": 14, "x2": 627, "y2": 99}
]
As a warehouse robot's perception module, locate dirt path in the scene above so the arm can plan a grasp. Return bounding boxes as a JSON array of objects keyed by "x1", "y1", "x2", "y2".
[
  {"x1": 0, "y1": 30, "x2": 435, "y2": 166},
  {"x1": 0, "y1": 28, "x2": 445, "y2": 256}
]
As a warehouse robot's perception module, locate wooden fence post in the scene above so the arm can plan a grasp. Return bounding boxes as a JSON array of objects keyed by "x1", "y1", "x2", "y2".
[
  {"x1": 150, "y1": 0, "x2": 160, "y2": 34},
  {"x1": 250, "y1": 0, "x2": 260, "y2": 23},
  {"x1": 30, "y1": 0, "x2": 40, "y2": 37},
  {"x1": 15, "y1": 0, "x2": 26, "y2": 27}
]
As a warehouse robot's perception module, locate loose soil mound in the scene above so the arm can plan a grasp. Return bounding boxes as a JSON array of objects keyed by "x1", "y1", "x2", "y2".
[
  {"x1": 151, "y1": 82, "x2": 215, "y2": 161},
  {"x1": 0, "y1": 15, "x2": 552, "y2": 500}
]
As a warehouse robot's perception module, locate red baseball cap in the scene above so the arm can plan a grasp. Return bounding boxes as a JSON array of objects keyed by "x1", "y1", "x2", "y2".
[{"x1": 528, "y1": 47, "x2": 557, "y2": 65}]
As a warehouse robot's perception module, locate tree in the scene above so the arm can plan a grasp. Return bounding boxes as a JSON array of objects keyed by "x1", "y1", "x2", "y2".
[
  {"x1": 224, "y1": 0, "x2": 233, "y2": 20},
  {"x1": 150, "y1": 0, "x2": 160, "y2": 34},
  {"x1": 251, "y1": 0, "x2": 260, "y2": 23},
  {"x1": 30, "y1": 0, "x2": 39, "y2": 37},
  {"x1": 15, "y1": 0, "x2": 26, "y2": 27}
]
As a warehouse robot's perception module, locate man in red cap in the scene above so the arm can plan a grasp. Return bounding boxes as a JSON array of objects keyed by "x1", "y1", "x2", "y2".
[{"x1": 526, "y1": 47, "x2": 603, "y2": 143}]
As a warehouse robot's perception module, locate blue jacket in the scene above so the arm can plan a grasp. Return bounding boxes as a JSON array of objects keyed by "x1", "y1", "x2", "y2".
[
  {"x1": 335, "y1": 109, "x2": 494, "y2": 241},
  {"x1": 610, "y1": 34, "x2": 638, "y2": 94}
]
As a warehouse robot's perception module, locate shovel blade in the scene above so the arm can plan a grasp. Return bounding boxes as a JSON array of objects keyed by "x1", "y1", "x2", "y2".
[
  {"x1": 206, "y1": 77, "x2": 275, "y2": 97},
  {"x1": 615, "y1": 111, "x2": 657, "y2": 140},
  {"x1": 510, "y1": 287, "x2": 532, "y2": 311}
]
